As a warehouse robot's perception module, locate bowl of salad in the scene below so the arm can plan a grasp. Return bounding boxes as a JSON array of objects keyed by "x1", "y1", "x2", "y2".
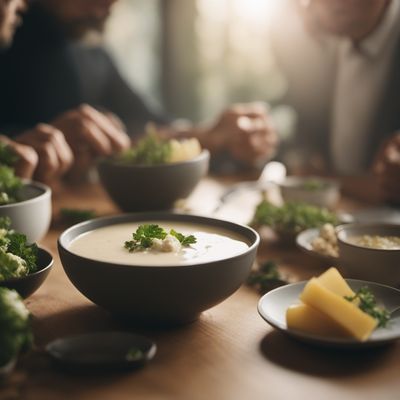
[
  {"x1": 279, "y1": 176, "x2": 340, "y2": 209},
  {"x1": 0, "y1": 217, "x2": 53, "y2": 298},
  {"x1": 0, "y1": 144, "x2": 51, "y2": 243},
  {"x1": 97, "y1": 131, "x2": 209, "y2": 212}
]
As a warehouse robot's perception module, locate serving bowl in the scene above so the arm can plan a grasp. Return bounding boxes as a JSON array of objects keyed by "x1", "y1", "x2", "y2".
[
  {"x1": 279, "y1": 176, "x2": 340, "y2": 209},
  {"x1": 0, "y1": 181, "x2": 51, "y2": 243},
  {"x1": 97, "y1": 150, "x2": 210, "y2": 212},
  {"x1": 0, "y1": 247, "x2": 53, "y2": 298},
  {"x1": 58, "y1": 213, "x2": 259, "y2": 325},
  {"x1": 337, "y1": 223, "x2": 400, "y2": 287}
]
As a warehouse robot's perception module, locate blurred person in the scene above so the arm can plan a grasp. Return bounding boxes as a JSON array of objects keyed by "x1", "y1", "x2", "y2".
[
  {"x1": 270, "y1": 0, "x2": 400, "y2": 202},
  {"x1": 0, "y1": 0, "x2": 278, "y2": 170}
]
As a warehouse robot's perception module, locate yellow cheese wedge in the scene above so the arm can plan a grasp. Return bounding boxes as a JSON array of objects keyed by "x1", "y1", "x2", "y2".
[
  {"x1": 317, "y1": 267, "x2": 354, "y2": 298},
  {"x1": 286, "y1": 304, "x2": 351, "y2": 338},
  {"x1": 300, "y1": 278, "x2": 377, "y2": 341}
]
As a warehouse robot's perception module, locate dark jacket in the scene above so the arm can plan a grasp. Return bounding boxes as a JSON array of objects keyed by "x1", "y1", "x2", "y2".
[{"x1": 0, "y1": 3, "x2": 167, "y2": 136}]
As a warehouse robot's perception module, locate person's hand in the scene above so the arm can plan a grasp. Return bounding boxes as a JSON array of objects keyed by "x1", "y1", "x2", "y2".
[
  {"x1": 52, "y1": 104, "x2": 130, "y2": 165},
  {"x1": 373, "y1": 132, "x2": 400, "y2": 204},
  {"x1": 0, "y1": 135, "x2": 38, "y2": 179},
  {"x1": 15, "y1": 124, "x2": 73, "y2": 183},
  {"x1": 200, "y1": 103, "x2": 278, "y2": 166}
]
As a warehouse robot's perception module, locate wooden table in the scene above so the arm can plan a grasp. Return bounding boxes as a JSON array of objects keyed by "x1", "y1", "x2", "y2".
[{"x1": 2, "y1": 177, "x2": 400, "y2": 400}]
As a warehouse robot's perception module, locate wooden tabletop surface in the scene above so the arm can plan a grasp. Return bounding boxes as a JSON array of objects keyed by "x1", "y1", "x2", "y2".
[{"x1": 2, "y1": 176, "x2": 400, "y2": 400}]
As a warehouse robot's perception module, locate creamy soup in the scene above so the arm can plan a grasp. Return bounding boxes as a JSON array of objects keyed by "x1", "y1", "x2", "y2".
[
  {"x1": 350, "y1": 235, "x2": 400, "y2": 250},
  {"x1": 68, "y1": 222, "x2": 249, "y2": 266}
]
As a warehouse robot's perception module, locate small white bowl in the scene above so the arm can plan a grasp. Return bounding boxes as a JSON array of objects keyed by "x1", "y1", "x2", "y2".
[
  {"x1": 0, "y1": 181, "x2": 51, "y2": 243},
  {"x1": 279, "y1": 176, "x2": 340, "y2": 209}
]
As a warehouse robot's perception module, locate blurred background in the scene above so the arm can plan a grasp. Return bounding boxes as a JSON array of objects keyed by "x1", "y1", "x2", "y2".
[{"x1": 104, "y1": 0, "x2": 294, "y2": 134}]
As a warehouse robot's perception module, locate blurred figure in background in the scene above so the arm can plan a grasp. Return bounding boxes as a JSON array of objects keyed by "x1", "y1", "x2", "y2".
[
  {"x1": 0, "y1": 0, "x2": 129, "y2": 183},
  {"x1": 0, "y1": 0, "x2": 278, "y2": 172},
  {"x1": 271, "y1": 0, "x2": 400, "y2": 203}
]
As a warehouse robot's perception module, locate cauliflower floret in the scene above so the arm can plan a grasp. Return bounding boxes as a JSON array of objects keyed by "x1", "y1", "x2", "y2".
[
  {"x1": 169, "y1": 138, "x2": 201, "y2": 163},
  {"x1": 311, "y1": 223, "x2": 339, "y2": 258},
  {"x1": 151, "y1": 235, "x2": 182, "y2": 253},
  {"x1": 0, "y1": 250, "x2": 28, "y2": 281}
]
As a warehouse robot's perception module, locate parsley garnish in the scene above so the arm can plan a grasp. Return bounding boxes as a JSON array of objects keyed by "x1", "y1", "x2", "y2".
[
  {"x1": 124, "y1": 224, "x2": 197, "y2": 252},
  {"x1": 345, "y1": 287, "x2": 390, "y2": 328},
  {"x1": 247, "y1": 260, "x2": 288, "y2": 293}
]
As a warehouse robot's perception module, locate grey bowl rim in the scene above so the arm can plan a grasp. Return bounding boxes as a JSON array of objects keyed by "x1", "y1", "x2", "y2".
[
  {"x1": 58, "y1": 212, "x2": 260, "y2": 270},
  {"x1": 0, "y1": 246, "x2": 54, "y2": 284},
  {"x1": 98, "y1": 149, "x2": 210, "y2": 170},
  {"x1": 336, "y1": 223, "x2": 400, "y2": 253},
  {"x1": 278, "y1": 175, "x2": 340, "y2": 190},
  {"x1": 0, "y1": 180, "x2": 51, "y2": 210}
]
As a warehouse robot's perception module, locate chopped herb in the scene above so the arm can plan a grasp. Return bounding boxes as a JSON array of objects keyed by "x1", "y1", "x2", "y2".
[
  {"x1": 170, "y1": 229, "x2": 197, "y2": 246},
  {"x1": 124, "y1": 224, "x2": 197, "y2": 252},
  {"x1": 247, "y1": 260, "x2": 288, "y2": 293},
  {"x1": 251, "y1": 200, "x2": 338, "y2": 236},
  {"x1": 345, "y1": 287, "x2": 390, "y2": 328},
  {"x1": 60, "y1": 208, "x2": 97, "y2": 224}
]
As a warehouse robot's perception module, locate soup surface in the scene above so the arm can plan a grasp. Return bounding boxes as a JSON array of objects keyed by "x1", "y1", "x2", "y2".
[
  {"x1": 68, "y1": 222, "x2": 249, "y2": 266},
  {"x1": 350, "y1": 235, "x2": 400, "y2": 250}
]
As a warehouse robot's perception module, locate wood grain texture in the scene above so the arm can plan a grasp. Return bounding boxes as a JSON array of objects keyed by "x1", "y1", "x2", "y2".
[{"x1": 1, "y1": 178, "x2": 399, "y2": 400}]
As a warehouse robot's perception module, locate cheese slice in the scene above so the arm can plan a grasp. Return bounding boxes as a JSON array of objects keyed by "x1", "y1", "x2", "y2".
[
  {"x1": 286, "y1": 304, "x2": 351, "y2": 338},
  {"x1": 317, "y1": 267, "x2": 354, "y2": 298},
  {"x1": 300, "y1": 278, "x2": 377, "y2": 341}
]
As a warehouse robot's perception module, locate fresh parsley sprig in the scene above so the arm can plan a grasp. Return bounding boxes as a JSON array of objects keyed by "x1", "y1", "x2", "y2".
[
  {"x1": 124, "y1": 224, "x2": 197, "y2": 252},
  {"x1": 345, "y1": 287, "x2": 390, "y2": 328}
]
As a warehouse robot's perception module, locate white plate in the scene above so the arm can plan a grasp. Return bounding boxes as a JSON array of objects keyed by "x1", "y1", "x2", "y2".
[
  {"x1": 296, "y1": 228, "x2": 339, "y2": 264},
  {"x1": 258, "y1": 279, "x2": 400, "y2": 348}
]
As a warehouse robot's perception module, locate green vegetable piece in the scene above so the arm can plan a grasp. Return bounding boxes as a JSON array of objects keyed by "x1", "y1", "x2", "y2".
[
  {"x1": 118, "y1": 130, "x2": 172, "y2": 165},
  {"x1": 125, "y1": 224, "x2": 197, "y2": 252},
  {"x1": 247, "y1": 260, "x2": 287, "y2": 293},
  {"x1": 0, "y1": 165, "x2": 23, "y2": 205},
  {"x1": 345, "y1": 287, "x2": 390, "y2": 328},
  {"x1": 0, "y1": 217, "x2": 38, "y2": 280},
  {"x1": 251, "y1": 200, "x2": 338, "y2": 235},
  {"x1": 0, "y1": 288, "x2": 33, "y2": 367},
  {"x1": 0, "y1": 142, "x2": 19, "y2": 166}
]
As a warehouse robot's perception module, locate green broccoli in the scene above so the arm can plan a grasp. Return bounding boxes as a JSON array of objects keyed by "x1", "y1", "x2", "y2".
[
  {"x1": 0, "y1": 288, "x2": 33, "y2": 367},
  {"x1": 0, "y1": 249, "x2": 29, "y2": 281},
  {"x1": 0, "y1": 217, "x2": 38, "y2": 281},
  {"x1": 0, "y1": 165, "x2": 22, "y2": 205}
]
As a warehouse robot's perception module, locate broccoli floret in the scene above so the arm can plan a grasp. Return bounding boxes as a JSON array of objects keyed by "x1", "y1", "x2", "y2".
[
  {"x1": 0, "y1": 165, "x2": 22, "y2": 205},
  {"x1": 0, "y1": 288, "x2": 32, "y2": 367},
  {"x1": 0, "y1": 249, "x2": 29, "y2": 281}
]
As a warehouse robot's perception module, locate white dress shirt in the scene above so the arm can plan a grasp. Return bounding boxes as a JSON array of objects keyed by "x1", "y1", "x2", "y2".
[{"x1": 331, "y1": 0, "x2": 400, "y2": 174}]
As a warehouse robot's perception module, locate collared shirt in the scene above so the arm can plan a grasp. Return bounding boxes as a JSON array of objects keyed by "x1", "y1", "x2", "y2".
[{"x1": 331, "y1": 0, "x2": 400, "y2": 174}]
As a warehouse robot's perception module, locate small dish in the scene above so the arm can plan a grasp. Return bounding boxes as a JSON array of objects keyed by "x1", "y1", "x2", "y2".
[
  {"x1": 0, "y1": 247, "x2": 53, "y2": 298},
  {"x1": 296, "y1": 228, "x2": 339, "y2": 264},
  {"x1": 46, "y1": 331, "x2": 156, "y2": 371},
  {"x1": 258, "y1": 279, "x2": 400, "y2": 348},
  {"x1": 0, "y1": 180, "x2": 51, "y2": 243}
]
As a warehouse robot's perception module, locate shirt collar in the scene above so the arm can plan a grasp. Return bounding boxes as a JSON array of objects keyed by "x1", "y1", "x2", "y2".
[{"x1": 359, "y1": 0, "x2": 400, "y2": 58}]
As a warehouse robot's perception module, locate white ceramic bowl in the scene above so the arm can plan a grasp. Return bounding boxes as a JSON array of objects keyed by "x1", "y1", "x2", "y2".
[
  {"x1": 279, "y1": 176, "x2": 340, "y2": 209},
  {"x1": 0, "y1": 181, "x2": 51, "y2": 243}
]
